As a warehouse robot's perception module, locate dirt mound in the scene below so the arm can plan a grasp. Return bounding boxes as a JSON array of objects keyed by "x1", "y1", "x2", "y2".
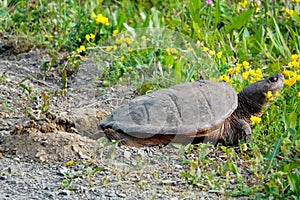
[
  {"x1": 0, "y1": 46, "x2": 121, "y2": 162},
  {"x1": 11, "y1": 112, "x2": 76, "y2": 135},
  {"x1": 1, "y1": 111, "x2": 103, "y2": 162}
]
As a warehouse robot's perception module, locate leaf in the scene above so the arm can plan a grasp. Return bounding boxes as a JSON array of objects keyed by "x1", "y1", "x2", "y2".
[
  {"x1": 174, "y1": 59, "x2": 182, "y2": 84},
  {"x1": 226, "y1": 161, "x2": 239, "y2": 175},
  {"x1": 61, "y1": 69, "x2": 67, "y2": 89},
  {"x1": 285, "y1": 111, "x2": 298, "y2": 131},
  {"x1": 190, "y1": 158, "x2": 198, "y2": 175},
  {"x1": 164, "y1": 55, "x2": 174, "y2": 66},
  {"x1": 295, "y1": 140, "x2": 300, "y2": 152},
  {"x1": 225, "y1": 9, "x2": 254, "y2": 32},
  {"x1": 214, "y1": 0, "x2": 220, "y2": 26},
  {"x1": 183, "y1": 65, "x2": 195, "y2": 82},
  {"x1": 123, "y1": 23, "x2": 136, "y2": 38},
  {"x1": 287, "y1": 172, "x2": 300, "y2": 196},
  {"x1": 65, "y1": 160, "x2": 76, "y2": 167},
  {"x1": 264, "y1": 137, "x2": 282, "y2": 180}
]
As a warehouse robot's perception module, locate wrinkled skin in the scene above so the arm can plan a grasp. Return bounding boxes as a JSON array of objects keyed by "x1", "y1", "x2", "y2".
[{"x1": 98, "y1": 74, "x2": 284, "y2": 147}]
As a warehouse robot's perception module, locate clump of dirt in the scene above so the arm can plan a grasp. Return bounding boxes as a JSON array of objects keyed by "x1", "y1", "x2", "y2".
[
  {"x1": 11, "y1": 112, "x2": 76, "y2": 135},
  {"x1": 2, "y1": 130, "x2": 98, "y2": 162}
]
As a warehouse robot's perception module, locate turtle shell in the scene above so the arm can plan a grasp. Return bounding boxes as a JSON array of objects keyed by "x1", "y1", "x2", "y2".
[{"x1": 98, "y1": 80, "x2": 238, "y2": 139}]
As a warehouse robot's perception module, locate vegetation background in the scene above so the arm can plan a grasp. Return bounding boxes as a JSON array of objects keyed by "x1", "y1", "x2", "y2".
[{"x1": 0, "y1": 0, "x2": 299, "y2": 198}]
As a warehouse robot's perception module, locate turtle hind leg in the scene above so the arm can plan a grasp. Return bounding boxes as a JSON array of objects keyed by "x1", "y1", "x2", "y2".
[{"x1": 104, "y1": 128, "x2": 175, "y2": 147}]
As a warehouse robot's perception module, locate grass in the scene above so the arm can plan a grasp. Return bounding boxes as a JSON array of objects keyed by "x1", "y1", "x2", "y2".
[{"x1": 0, "y1": 0, "x2": 300, "y2": 198}]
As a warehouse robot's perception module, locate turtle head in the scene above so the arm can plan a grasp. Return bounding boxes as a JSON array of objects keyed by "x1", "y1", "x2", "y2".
[
  {"x1": 265, "y1": 73, "x2": 285, "y2": 95},
  {"x1": 236, "y1": 73, "x2": 284, "y2": 119}
]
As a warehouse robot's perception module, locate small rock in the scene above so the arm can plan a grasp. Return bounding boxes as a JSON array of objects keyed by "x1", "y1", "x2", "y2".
[
  {"x1": 13, "y1": 157, "x2": 20, "y2": 162},
  {"x1": 44, "y1": 192, "x2": 54, "y2": 198},
  {"x1": 57, "y1": 166, "x2": 68, "y2": 176},
  {"x1": 124, "y1": 150, "x2": 131, "y2": 160},
  {"x1": 105, "y1": 190, "x2": 116, "y2": 197},
  {"x1": 116, "y1": 192, "x2": 127, "y2": 198},
  {"x1": 6, "y1": 178, "x2": 16, "y2": 184},
  {"x1": 58, "y1": 190, "x2": 70, "y2": 196},
  {"x1": 161, "y1": 180, "x2": 177, "y2": 185}
]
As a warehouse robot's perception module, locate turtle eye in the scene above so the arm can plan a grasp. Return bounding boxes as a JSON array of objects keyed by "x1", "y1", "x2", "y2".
[{"x1": 269, "y1": 76, "x2": 278, "y2": 83}]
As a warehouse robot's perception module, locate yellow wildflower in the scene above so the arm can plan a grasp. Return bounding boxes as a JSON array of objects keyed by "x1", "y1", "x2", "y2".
[
  {"x1": 141, "y1": 35, "x2": 146, "y2": 40},
  {"x1": 65, "y1": 160, "x2": 76, "y2": 167},
  {"x1": 235, "y1": 63, "x2": 242, "y2": 73},
  {"x1": 296, "y1": 75, "x2": 300, "y2": 81},
  {"x1": 282, "y1": 69, "x2": 291, "y2": 76},
  {"x1": 113, "y1": 45, "x2": 117, "y2": 51},
  {"x1": 44, "y1": 34, "x2": 54, "y2": 40},
  {"x1": 85, "y1": 34, "x2": 91, "y2": 41},
  {"x1": 236, "y1": 63, "x2": 242, "y2": 68},
  {"x1": 292, "y1": 60, "x2": 300, "y2": 68},
  {"x1": 115, "y1": 38, "x2": 122, "y2": 44},
  {"x1": 208, "y1": 50, "x2": 215, "y2": 56},
  {"x1": 203, "y1": 46, "x2": 209, "y2": 52},
  {"x1": 171, "y1": 48, "x2": 178, "y2": 54},
  {"x1": 240, "y1": 143, "x2": 248, "y2": 152},
  {"x1": 96, "y1": 14, "x2": 109, "y2": 26},
  {"x1": 76, "y1": 45, "x2": 86, "y2": 54},
  {"x1": 106, "y1": 46, "x2": 112, "y2": 52},
  {"x1": 228, "y1": 68, "x2": 235, "y2": 75},
  {"x1": 223, "y1": 75, "x2": 230, "y2": 83},
  {"x1": 254, "y1": 69, "x2": 262, "y2": 80},
  {"x1": 120, "y1": 55, "x2": 125, "y2": 61},
  {"x1": 275, "y1": 91, "x2": 280, "y2": 98},
  {"x1": 90, "y1": 33, "x2": 95, "y2": 39},
  {"x1": 217, "y1": 52, "x2": 222, "y2": 59},
  {"x1": 265, "y1": 91, "x2": 272, "y2": 99},
  {"x1": 112, "y1": 30, "x2": 119, "y2": 37},
  {"x1": 298, "y1": 91, "x2": 300, "y2": 98},
  {"x1": 91, "y1": 12, "x2": 96, "y2": 19},
  {"x1": 242, "y1": 61, "x2": 250, "y2": 69},
  {"x1": 291, "y1": 71, "x2": 298, "y2": 78},
  {"x1": 250, "y1": 115, "x2": 261, "y2": 123},
  {"x1": 255, "y1": 68, "x2": 262, "y2": 76},
  {"x1": 128, "y1": 47, "x2": 133, "y2": 52},
  {"x1": 124, "y1": 37, "x2": 132, "y2": 44},
  {"x1": 291, "y1": 54, "x2": 299, "y2": 62},
  {"x1": 239, "y1": 0, "x2": 248, "y2": 9},
  {"x1": 79, "y1": 45, "x2": 86, "y2": 51},
  {"x1": 289, "y1": 9, "x2": 295, "y2": 17},
  {"x1": 284, "y1": 77, "x2": 297, "y2": 86},
  {"x1": 242, "y1": 71, "x2": 249, "y2": 80},
  {"x1": 166, "y1": 48, "x2": 171, "y2": 54},
  {"x1": 284, "y1": 8, "x2": 290, "y2": 14},
  {"x1": 249, "y1": 69, "x2": 256, "y2": 76},
  {"x1": 288, "y1": 62, "x2": 294, "y2": 68}
]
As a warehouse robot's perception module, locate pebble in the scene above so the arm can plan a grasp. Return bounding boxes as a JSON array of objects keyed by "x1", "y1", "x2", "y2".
[
  {"x1": 6, "y1": 178, "x2": 16, "y2": 184},
  {"x1": 58, "y1": 190, "x2": 70, "y2": 196}
]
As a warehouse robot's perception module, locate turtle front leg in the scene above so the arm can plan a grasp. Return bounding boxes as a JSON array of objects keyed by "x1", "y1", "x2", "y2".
[
  {"x1": 226, "y1": 117, "x2": 252, "y2": 145},
  {"x1": 238, "y1": 119, "x2": 252, "y2": 142},
  {"x1": 240, "y1": 119, "x2": 252, "y2": 136}
]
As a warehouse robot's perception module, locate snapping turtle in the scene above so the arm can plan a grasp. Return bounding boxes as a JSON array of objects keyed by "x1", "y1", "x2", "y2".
[{"x1": 98, "y1": 74, "x2": 284, "y2": 147}]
